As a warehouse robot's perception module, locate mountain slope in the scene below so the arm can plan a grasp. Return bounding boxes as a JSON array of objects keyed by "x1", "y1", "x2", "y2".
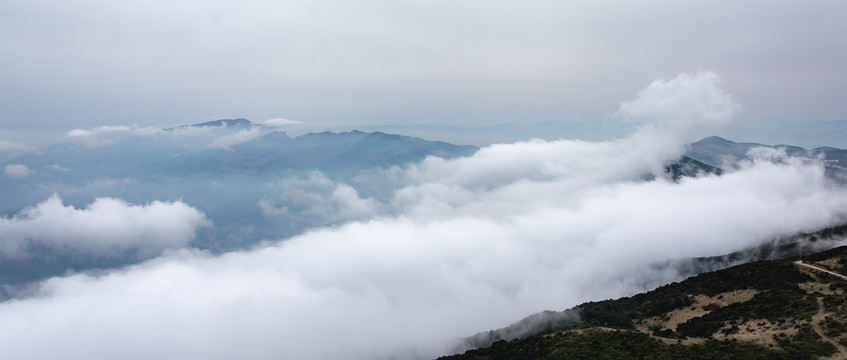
[
  {"x1": 686, "y1": 136, "x2": 810, "y2": 168},
  {"x1": 664, "y1": 156, "x2": 723, "y2": 181},
  {"x1": 687, "y1": 136, "x2": 847, "y2": 181},
  {"x1": 0, "y1": 121, "x2": 481, "y2": 284},
  {"x1": 440, "y1": 240, "x2": 847, "y2": 359}
]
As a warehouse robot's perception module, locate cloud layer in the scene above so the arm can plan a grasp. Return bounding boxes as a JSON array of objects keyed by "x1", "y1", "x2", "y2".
[
  {"x1": 1, "y1": 141, "x2": 845, "y2": 360},
  {"x1": 0, "y1": 195, "x2": 211, "y2": 259},
  {"x1": 617, "y1": 72, "x2": 738, "y2": 130}
]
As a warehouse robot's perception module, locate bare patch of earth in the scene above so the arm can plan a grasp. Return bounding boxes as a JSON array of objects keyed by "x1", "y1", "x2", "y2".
[
  {"x1": 636, "y1": 289, "x2": 759, "y2": 345},
  {"x1": 712, "y1": 319, "x2": 799, "y2": 348},
  {"x1": 798, "y1": 281, "x2": 842, "y2": 296},
  {"x1": 637, "y1": 289, "x2": 758, "y2": 333},
  {"x1": 816, "y1": 259, "x2": 843, "y2": 271}
]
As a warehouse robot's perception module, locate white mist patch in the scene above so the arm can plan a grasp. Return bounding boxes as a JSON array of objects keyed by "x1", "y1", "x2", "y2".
[
  {"x1": 617, "y1": 71, "x2": 738, "y2": 133},
  {"x1": 260, "y1": 171, "x2": 381, "y2": 225},
  {"x1": 392, "y1": 133, "x2": 692, "y2": 221},
  {"x1": 45, "y1": 164, "x2": 71, "y2": 172},
  {"x1": 208, "y1": 127, "x2": 264, "y2": 150},
  {"x1": 4, "y1": 163, "x2": 33, "y2": 178},
  {"x1": 0, "y1": 195, "x2": 211, "y2": 259},
  {"x1": 67, "y1": 125, "x2": 164, "y2": 148},
  {"x1": 261, "y1": 117, "x2": 301, "y2": 127}
]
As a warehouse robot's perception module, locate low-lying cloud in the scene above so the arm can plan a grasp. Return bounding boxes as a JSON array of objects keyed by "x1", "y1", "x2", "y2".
[
  {"x1": 0, "y1": 194, "x2": 211, "y2": 259},
  {"x1": 208, "y1": 127, "x2": 264, "y2": 150},
  {"x1": 0, "y1": 72, "x2": 845, "y2": 359},
  {"x1": 1, "y1": 155, "x2": 844, "y2": 360},
  {"x1": 260, "y1": 171, "x2": 381, "y2": 226},
  {"x1": 617, "y1": 71, "x2": 738, "y2": 133},
  {"x1": 261, "y1": 117, "x2": 302, "y2": 127},
  {"x1": 4, "y1": 163, "x2": 33, "y2": 178},
  {"x1": 45, "y1": 164, "x2": 71, "y2": 172},
  {"x1": 65, "y1": 120, "x2": 281, "y2": 151},
  {"x1": 67, "y1": 125, "x2": 164, "y2": 147}
]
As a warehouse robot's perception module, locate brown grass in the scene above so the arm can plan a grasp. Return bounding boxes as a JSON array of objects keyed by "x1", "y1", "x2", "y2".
[
  {"x1": 637, "y1": 289, "x2": 758, "y2": 333},
  {"x1": 798, "y1": 281, "x2": 842, "y2": 296},
  {"x1": 712, "y1": 319, "x2": 799, "y2": 348}
]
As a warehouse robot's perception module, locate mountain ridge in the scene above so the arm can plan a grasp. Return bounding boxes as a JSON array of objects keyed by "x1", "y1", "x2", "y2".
[
  {"x1": 687, "y1": 136, "x2": 847, "y2": 183},
  {"x1": 439, "y1": 226, "x2": 847, "y2": 359}
]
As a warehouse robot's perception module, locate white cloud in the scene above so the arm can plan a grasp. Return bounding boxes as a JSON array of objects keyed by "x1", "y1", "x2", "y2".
[
  {"x1": 208, "y1": 127, "x2": 263, "y2": 150},
  {"x1": 617, "y1": 71, "x2": 739, "y2": 131},
  {"x1": 261, "y1": 171, "x2": 380, "y2": 225},
  {"x1": 45, "y1": 164, "x2": 71, "y2": 171},
  {"x1": 4, "y1": 163, "x2": 33, "y2": 178},
  {"x1": 0, "y1": 194, "x2": 211, "y2": 259},
  {"x1": 260, "y1": 117, "x2": 301, "y2": 127},
  {"x1": 65, "y1": 123, "x2": 267, "y2": 151},
  {"x1": 67, "y1": 125, "x2": 164, "y2": 147}
]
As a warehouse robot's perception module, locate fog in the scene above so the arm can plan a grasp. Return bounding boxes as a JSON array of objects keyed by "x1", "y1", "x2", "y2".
[{"x1": 0, "y1": 72, "x2": 846, "y2": 359}]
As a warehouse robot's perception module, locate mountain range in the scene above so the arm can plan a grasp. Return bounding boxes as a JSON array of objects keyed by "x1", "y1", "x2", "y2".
[
  {"x1": 0, "y1": 119, "x2": 478, "y2": 239},
  {"x1": 686, "y1": 136, "x2": 847, "y2": 181},
  {"x1": 4, "y1": 118, "x2": 478, "y2": 181},
  {"x1": 0, "y1": 119, "x2": 480, "y2": 285}
]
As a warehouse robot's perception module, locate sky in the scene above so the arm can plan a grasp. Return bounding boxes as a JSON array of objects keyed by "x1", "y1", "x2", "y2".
[{"x1": 1, "y1": 0, "x2": 846, "y2": 148}]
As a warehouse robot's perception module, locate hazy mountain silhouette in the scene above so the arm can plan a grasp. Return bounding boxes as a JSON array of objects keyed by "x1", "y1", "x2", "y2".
[{"x1": 687, "y1": 136, "x2": 847, "y2": 181}]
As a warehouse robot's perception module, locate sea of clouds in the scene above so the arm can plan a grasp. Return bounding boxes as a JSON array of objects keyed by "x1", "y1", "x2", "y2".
[{"x1": 1, "y1": 72, "x2": 846, "y2": 359}]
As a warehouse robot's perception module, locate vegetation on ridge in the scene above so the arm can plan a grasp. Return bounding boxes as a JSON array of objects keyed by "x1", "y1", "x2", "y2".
[{"x1": 439, "y1": 246, "x2": 847, "y2": 359}]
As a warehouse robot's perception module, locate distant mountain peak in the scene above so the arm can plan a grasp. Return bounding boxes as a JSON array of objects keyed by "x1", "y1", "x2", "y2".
[
  {"x1": 261, "y1": 131, "x2": 292, "y2": 142},
  {"x1": 686, "y1": 136, "x2": 847, "y2": 183},
  {"x1": 188, "y1": 118, "x2": 252, "y2": 128},
  {"x1": 698, "y1": 135, "x2": 732, "y2": 143}
]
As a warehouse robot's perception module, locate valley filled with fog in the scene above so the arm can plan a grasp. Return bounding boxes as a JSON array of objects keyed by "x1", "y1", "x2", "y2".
[{"x1": 1, "y1": 72, "x2": 846, "y2": 359}]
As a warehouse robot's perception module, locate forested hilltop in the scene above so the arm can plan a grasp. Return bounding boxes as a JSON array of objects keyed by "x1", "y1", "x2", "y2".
[{"x1": 440, "y1": 245, "x2": 847, "y2": 359}]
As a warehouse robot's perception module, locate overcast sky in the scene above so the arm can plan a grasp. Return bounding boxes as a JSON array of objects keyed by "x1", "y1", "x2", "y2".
[{"x1": 1, "y1": 1, "x2": 846, "y2": 146}]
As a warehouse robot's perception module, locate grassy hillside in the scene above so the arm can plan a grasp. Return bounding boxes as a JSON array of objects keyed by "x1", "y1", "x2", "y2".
[{"x1": 439, "y1": 246, "x2": 847, "y2": 359}]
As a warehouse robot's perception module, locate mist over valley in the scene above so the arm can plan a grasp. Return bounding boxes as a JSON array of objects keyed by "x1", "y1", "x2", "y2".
[{"x1": 0, "y1": 72, "x2": 846, "y2": 359}]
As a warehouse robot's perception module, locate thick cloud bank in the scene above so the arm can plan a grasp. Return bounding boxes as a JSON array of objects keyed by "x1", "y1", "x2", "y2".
[
  {"x1": 1, "y1": 72, "x2": 846, "y2": 359},
  {"x1": 0, "y1": 195, "x2": 210, "y2": 259},
  {"x1": 617, "y1": 72, "x2": 738, "y2": 129},
  {"x1": 1, "y1": 146, "x2": 844, "y2": 360}
]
